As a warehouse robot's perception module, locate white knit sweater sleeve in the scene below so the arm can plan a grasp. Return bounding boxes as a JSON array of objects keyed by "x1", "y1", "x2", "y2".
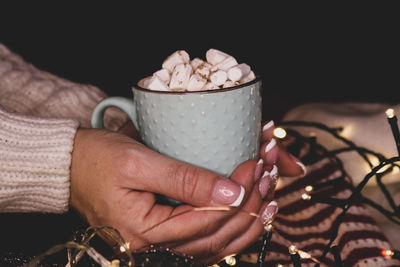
[
  {"x1": 0, "y1": 43, "x2": 128, "y2": 213},
  {"x1": 0, "y1": 107, "x2": 79, "y2": 213}
]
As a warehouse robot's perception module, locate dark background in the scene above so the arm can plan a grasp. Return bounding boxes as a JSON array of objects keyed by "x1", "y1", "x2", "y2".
[
  {"x1": 1, "y1": 3, "x2": 399, "y2": 120},
  {"x1": 0, "y1": 2, "x2": 399, "y2": 264}
]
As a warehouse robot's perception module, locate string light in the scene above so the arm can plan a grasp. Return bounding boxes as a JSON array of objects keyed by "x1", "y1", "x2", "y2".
[
  {"x1": 279, "y1": 115, "x2": 400, "y2": 266},
  {"x1": 22, "y1": 114, "x2": 400, "y2": 267},
  {"x1": 330, "y1": 244, "x2": 344, "y2": 266},
  {"x1": 386, "y1": 108, "x2": 400, "y2": 156},
  {"x1": 273, "y1": 127, "x2": 287, "y2": 139},
  {"x1": 381, "y1": 249, "x2": 400, "y2": 260},
  {"x1": 305, "y1": 185, "x2": 313, "y2": 192},
  {"x1": 257, "y1": 224, "x2": 273, "y2": 266},
  {"x1": 119, "y1": 242, "x2": 129, "y2": 253},
  {"x1": 301, "y1": 193, "x2": 311, "y2": 200},
  {"x1": 224, "y1": 254, "x2": 237, "y2": 266},
  {"x1": 288, "y1": 245, "x2": 301, "y2": 267}
]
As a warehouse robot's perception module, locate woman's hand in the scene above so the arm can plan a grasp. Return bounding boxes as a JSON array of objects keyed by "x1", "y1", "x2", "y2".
[
  {"x1": 71, "y1": 128, "x2": 267, "y2": 264},
  {"x1": 69, "y1": 119, "x2": 305, "y2": 265}
]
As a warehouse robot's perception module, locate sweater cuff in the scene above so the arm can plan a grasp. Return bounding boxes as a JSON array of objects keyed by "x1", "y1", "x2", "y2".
[{"x1": 0, "y1": 108, "x2": 79, "y2": 213}]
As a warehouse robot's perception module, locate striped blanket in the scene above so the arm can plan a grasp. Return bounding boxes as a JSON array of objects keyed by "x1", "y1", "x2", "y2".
[{"x1": 239, "y1": 134, "x2": 400, "y2": 267}]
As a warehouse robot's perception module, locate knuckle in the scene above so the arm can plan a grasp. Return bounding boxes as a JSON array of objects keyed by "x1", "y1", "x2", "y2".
[
  {"x1": 206, "y1": 235, "x2": 226, "y2": 254},
  {"x1": 173, "y1": 163, "x2": 202, "y2": 201}
]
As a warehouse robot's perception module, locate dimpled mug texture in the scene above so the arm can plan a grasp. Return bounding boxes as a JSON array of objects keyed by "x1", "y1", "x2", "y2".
[{"x1": 134, "y1": 79, "x2": 262, "y2": 177}]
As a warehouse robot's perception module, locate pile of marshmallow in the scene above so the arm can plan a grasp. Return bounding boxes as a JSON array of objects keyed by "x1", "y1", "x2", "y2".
[{"x1": 139, "y1": 48, "x2": 256, "y2": 91}]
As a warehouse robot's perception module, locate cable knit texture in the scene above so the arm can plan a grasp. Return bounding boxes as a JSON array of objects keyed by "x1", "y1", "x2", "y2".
[
  {"x1": 0, "y1": 43, "x2": 128, "y2": 213},
  {"x1": 0, "y1": 107, "x2": 78, "y2": 213}
]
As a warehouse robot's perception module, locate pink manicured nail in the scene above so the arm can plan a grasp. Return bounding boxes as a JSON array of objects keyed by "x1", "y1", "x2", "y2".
[
  {"x1": 261, "y1": 201, "x2": 279, "y2": 228},
  {"x1": 262, "y1": 120, "x2": 275, "y2": 141},
  {"x1": 266, "y1": 165, "x2": 278, "y2": 200},
  {"x1": 265, "y1": 138, "x2": 276, "y2": 153},
  {"x1": 259, "y1": 165, "x2": 278, "y2": 199},
  {"x1": 212, "y1": 180, "x2": 245, "y2": 207},
  {"x1": 263, "y1": 139, "x2": 278, "y2": 165},
  {"x1": 259, "y1": 173, "x2": 270, "y2": 199},
  {"x1": 254, "y1": 158, "x2": 264, "y2": 182},
  {"x1": 289, "y1": 153, "x2": 307, "y2": 177}
]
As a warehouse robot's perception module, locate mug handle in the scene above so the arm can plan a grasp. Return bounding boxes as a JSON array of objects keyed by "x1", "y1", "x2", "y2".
[{"x1": 90, "y1": 96, "x2": 139, "y2": 130}]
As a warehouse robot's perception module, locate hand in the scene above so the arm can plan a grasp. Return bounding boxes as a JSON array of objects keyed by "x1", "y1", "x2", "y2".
[
  {"x1": 70, "y1": 128, "x2": 269, "y2": 265},
  {"x1": 255, "y1": 120, "x2": 307, "y2": 201}
]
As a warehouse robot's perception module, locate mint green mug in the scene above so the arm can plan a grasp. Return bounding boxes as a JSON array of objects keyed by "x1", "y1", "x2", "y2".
[{"x1": 91, "y1": 78, "x2": 262, "y2": 178}]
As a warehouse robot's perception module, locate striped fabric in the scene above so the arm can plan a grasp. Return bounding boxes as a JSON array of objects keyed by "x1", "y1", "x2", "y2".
[{"x1": 241, "y1": 139, "x2": 400, "y2": 267}]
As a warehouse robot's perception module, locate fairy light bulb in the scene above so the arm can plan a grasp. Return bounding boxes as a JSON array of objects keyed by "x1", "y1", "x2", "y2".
[
  {"x1": 305, "y1": 185, "x2": 313, "y2": 192},
  {"x1": 119, "y1": 242, "x2": 130, "y2": 253},
  {"x1": 265, "y1": 223, "x2": 273, "y2": 232},
  {"x1": 386, "y1": 108, "x2": 395, "y2": 118},
  {"x1": 224, "y1": 255, "x2": 237, "y2": 266},
  {"x1": 289, "y1": 245, "x2": 297, "y2": 254},
  {"x1": 273, "y1": 127, "x2": 286, "y2": 139},
  {"x1": 382, "y1": 249, "x2": 394, "y2": 257},
  {"x1": 298, "y1": 250, "x2": 311, "y2": 259},
  {"x1": 302, "y1": 193, "x2": 311, "y2": 200}
]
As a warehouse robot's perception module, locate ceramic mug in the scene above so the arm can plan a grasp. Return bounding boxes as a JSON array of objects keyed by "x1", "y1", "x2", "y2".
[{"x1": 91, "y1": 77, "x2": 262, "y2": 179}]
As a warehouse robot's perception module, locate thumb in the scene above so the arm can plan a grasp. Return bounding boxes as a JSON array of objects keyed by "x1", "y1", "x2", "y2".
[{"x1": 124, "y1": 146, "x2": 245, "y2": 207}]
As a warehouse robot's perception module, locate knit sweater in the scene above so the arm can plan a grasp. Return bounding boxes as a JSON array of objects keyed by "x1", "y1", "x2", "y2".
[{"x1": 0, "y1": 43, "x2": 128, "y2": 213}]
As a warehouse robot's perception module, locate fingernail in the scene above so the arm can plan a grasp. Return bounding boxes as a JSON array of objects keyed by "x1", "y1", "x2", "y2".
[
  {"x1": 254, "y1": 158, "x2": 264, "y2": 182},
  {"x1": 265, "y1": 138, "x2": 277, "y2": 153},
  {"x1": 289, "y1": 153, "x2": 307, "y2": 177},
  {"x1": 259, "y1": 165, "x2": 279, "y2": 199},
  {"x1": 258, "y1": 173, "x2": 270, "y2": 199},
  {"x1": 261, "y1": 201, "x2": 279, "y2": 228},
  {"x1": 262, "y1": 139, "x2": 279, "y2": 165},
  {"x1": 212, "y1": 180, "x2": 245, "y2": 207},
  {"x1": 262, "y1": 120, "x2": 275, "y2": 141}
]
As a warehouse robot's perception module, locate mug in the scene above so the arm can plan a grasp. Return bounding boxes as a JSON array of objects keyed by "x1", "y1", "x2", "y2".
[{"x1": 91, "y1": 77, "x2": 262, "y2": 179}]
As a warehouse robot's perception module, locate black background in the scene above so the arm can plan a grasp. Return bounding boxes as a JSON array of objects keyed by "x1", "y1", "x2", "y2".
[
  {"x1": 2, "y1": 3, "x2": 399, "y2": 109},
  {"x1": 0, "y1": 1, "x2": 399, "y2": 263}
]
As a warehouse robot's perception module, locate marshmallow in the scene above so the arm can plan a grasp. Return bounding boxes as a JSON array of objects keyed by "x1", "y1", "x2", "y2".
[
  {"x1": 142, "y1": 48, "x2": 255, "y2": 92},
  {"x1": 210, "y1": 69, "x2": 227, "y2": 86},
  {"x1": 228, "y1": 63, "x2": 251, "y2": 82},
  {"x1": 191, "y1": 57, "x2": 205, "y2": 70},
  {"x1": 147, "y1": 75, "x2": 169, "y2": 91},
  {"x1": 138, "y1": 76, "x2": 152, "y2": 88},
  {"x1": 211, "y1": 56, "x2": 238, "y2": 72},
  {"x1": 169, "y1": 63, "x2": 193, "y2": 89},
  {"x1": 206, "y1": 48, "x2": 230, "y2": 65},
  {"x1": 239, "y1": 71, "x2": 256, "y2": 84},
  {"x1": 223, "y1": 80, "x2": 239, "y2": 88},
  {"x1": 162, "y1": 50, "x2": 190, "y2": 73},
  {"x1": 202, "y1": 82, "x2": 219, "y2": 90},
  {"x1": 195, "y1": 62, "x2": 212, "y2": 78},
  {"x1": 154, "y1": 68, "x2": 170, "y2": 83},
  {"x1": 187, "y1": 73, "x2": 207, "y2": 91}
]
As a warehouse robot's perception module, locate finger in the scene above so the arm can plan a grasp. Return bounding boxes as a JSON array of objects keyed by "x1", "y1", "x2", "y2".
[
  {"x1": 211, "y1": 200, "x2": 278, "y2": 264},
  {"x1": 124, "y1": 202, "x2": 235, "y2": 251},
  {"x1": 254, "y1": 158, "x2": 264, "y2": 182},
  {"x1": 119, "y1": 144, "x2": 245, "y2": 208},
  {"x1": 171, "y1": 188, "x2": 260, "y2": 264},
  {"x1": 258, "y1": 165, "x2": 278, "y2": 200},
  {"x1": 260, "y1": 138, "x2": 279, "y2": 165},
  {"x1": 170, "y1": 161, "x2": 262, "y2": 260},
  {"x1": 260, "y1": 120, "x2": 307, "y2": 178},
  {"x1": 121, "y1": 160, "x2": 257, "y2": 249},
  {"x1": 276, "y1": 142, "x2": 307, "y2": 177},
  {"x1": 261, "y1": 120, "x2": 275, "y2": 142}
]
